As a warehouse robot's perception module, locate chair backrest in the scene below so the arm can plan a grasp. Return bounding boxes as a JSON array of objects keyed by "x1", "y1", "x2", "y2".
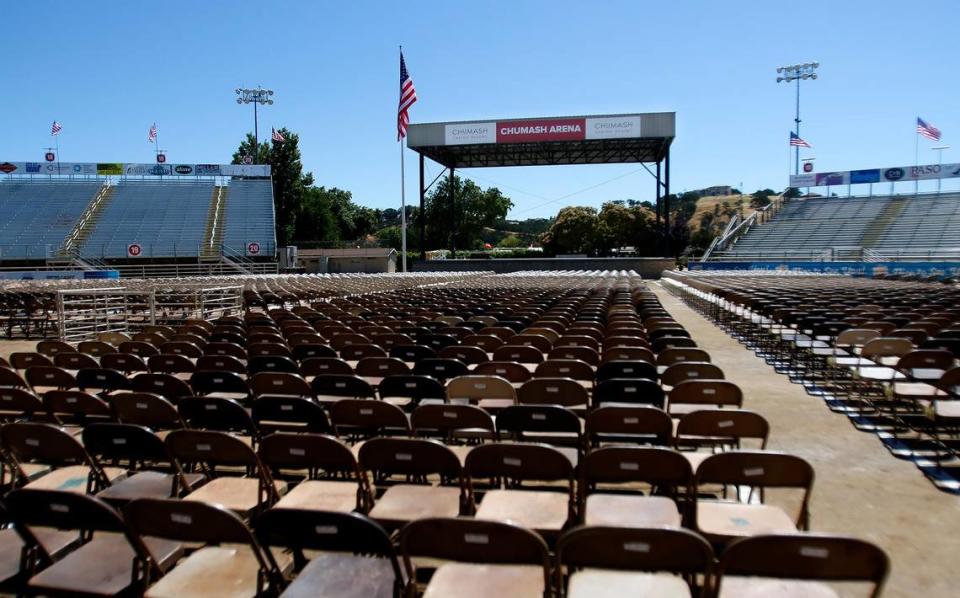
[
  {"x1": 548, "y1": 346, "x2": 600, "y2": 366},
  {"x1": 472, "y1": 361, "x2": 532, "y2": 383},
  {"x1": 465, "y1": 442, "x2": 573, "y2": 483},
  {"x1": 492, "y1": 345, "x2": 544, "y2": 364},
  {"x1": 148, "y1": 354, "x2": 196, "y2": 375},
  {"x1": 399, "y1": 517, "x2": 550, "y2": 585},
  {"x1": 100, "y1": 352, "x2": 149, "y2": 374},
  {"x1": 110, "y1": 391, "x2": 184, "y2": 430},
  {"x1": 196, "y1": 354, "x2": 247, "y2": 375},
  {"x1": 300, "y1": 357, "x2": 354, "y2": 377},
  {"x1": 189, "y1": 371, "x2": 251, "y2": 399},
  {"x1": 715, "y1": 534, "x2": 888, "y2": 598},
  {"x1": 251, "y1": 397, "x2": 331, "y2": 434},
  {"x1": 445, "y1": 375, "x2": 516, "y2": 403},
  {"x1": 25, "y1": 366, "x2": 76, "y2": 390},
  {"x1": 53, "y1": 352, "x2": 100, "y2": 370},
  {"x1": 358, "y1": 437, "x2": 463, "y2": 481},
  {"x1": 410, "y1": 403, "x2": 496, "y2": 439},
  {"x1": 1, "y1": 421, "x2": 108, "y2": 490},
  {"x1": 413, "y1": 358, "x2": 470, "y2": 381},
  {"x1": 178, "y1": 396, "x2": 259, "y2": 439},
  {"x1": 355, "y1": 357, "x2": 411, "y2": 378},
  {"x1": 593, "y1": 378, "x2": 664, "y2": 408},
  {"x1": 76, "y1": 367, "x2": 131, "y2": 394},
  {"x1": 0, "y1": 387, "x2": 44, "y2": 419},
  {"x1": 250, "y1": 372, "x2": 313, "y2": 399},
  {"x1": 517, "y1": 378, "x2": 589, "y2": 407},
  {"x1": 496, "y1": 405, "x2": 581, "y2": 439},
  {"x1": 860, "y1": 337, "x2": 915, "y2": 360},
  {"x1": 579, "y1": 446, "x2": 693, "y2": 495},
  {"x1": 596, "y1": 359, "x2": 658, "y2": 383},
  {"x1": 311, "y1": 374, "x2": 376, "y2": 399},
  {"x1": 676, "y1": 409, "x2": 770, "y2": 450},
  {"x1": 661, "y1": 362, "x2": 725, "y2": 387},
  {"x1": 585, "y1": 406, "x2": 673, "y2": 447},
  {"x1": 0, "y1": 366, "x2": 29, "y2": 389},
  {"x1": 557, "y1": 526, "x2": 713, "y2": 597},
  {"x1": 534, "y1": 359, "x2": 594, "y2": 382},
  {"x1": 657, "y1": 347, "x2": 711, "y2": 367},
  {"x1": 43, "y1": 389, "x2": 112, "y2": 424},
  {"x1": 330, "y1": 399, "x2": 412, "y2": 438},
  {"x1": 131, "y1": 373, "x2": 193, "y2": 402},
  {"x1": 669, "y1": 380, "x2": 743, "y2": 410}
]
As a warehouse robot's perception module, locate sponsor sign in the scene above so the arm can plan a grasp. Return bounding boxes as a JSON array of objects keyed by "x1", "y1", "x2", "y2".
[
  {"x1": 803, "y1": 162, "x2": 813, "y2": 173},
  {"x1": 221, "y1": 164, "x2": 271, "y2": 177},
  {"x1": 815, "y1": 172, "x2": 848, "y2": 186},
  {"x1": 156, "y1": 153, "x2": 166, "y2": 164},
  {"x1": 584, "y1": 116, "x2": 643, "y2": 140},
  {"x1": 174, "y1": 165, "x2": 193, "y2": 175},
  {"x1": 793, "y1": 162, "x2": 960, "y2": 187},
  {"x1": 247, "y1": 241, "x2": 261, "y2": 255},
  {"x1": 444, "y1": 122, "x2": 496, "y2": 145},
  {"x1": 45, "y1": 152, "x2": 55, "y2": 162},
  {"x1": 850, "y1": 169, "x2": 880, "y2": 184},
  {"x1": 97, "y1": 163, "x2": 123, "y2": 175},
  {"x1": 25, "y1": 163, "x2": 42, "y2": 173},
  {"x1": 126, "y1": 243, "x2": 143, "y2": 258},
  {"x1": 0, "y1": 162, "x2": 17, "y2": 174},
  {"x1": 496, "y1": 118, "x2": 586, "y2": 143},
  {"x1": 195, "y1": 164, "x2": 221, "y2": 175}
]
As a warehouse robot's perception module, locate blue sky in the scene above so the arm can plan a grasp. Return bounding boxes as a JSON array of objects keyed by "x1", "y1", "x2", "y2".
[{"x1": 1, "y1": 1, "x2": 957, "y2": 217}]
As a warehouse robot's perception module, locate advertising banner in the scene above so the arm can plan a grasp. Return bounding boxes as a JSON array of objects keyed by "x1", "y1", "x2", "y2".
[
  {"x1": 792, "y1": 162, "x2": 960, "y2": 187},
  {"x1": 584, "y1": 116, "x2": 643, "y2": 140},
  {"x1": 444, "y1": 123, "x2": 496, "y2": 145},
  {"x1": 1, "y1": 161, "x2": 271, "y2": 177},
  {"x1": 496, "y1": 118, "x2": 586, "y2": 143}
]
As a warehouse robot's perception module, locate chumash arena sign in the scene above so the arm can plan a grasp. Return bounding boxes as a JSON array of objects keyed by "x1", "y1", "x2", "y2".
[{"x1": 442, "y1": 115, "x2": 647, "y2": 145}]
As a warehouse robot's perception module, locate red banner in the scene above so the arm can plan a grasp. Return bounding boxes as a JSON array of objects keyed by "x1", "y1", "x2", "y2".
[{"x1": 496, "y1": 118, "x2": 586, "y2": 143}]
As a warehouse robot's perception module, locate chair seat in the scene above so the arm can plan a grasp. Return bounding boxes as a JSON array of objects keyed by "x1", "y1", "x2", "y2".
[
  {"x1": 97, "y1": 471, "x2": 206, "y2": 503},
  {"x1": 893, "y1": 382, "x2": 939, "y2": 398},
  {"x1": 29, "y1": 533, "x2": 182, "y2": 596},
  {"x1": 697, "y1": 501, "x2": 797, "y2": 540},
  {"x1": 368, "y1": 485, "x2": 461, "y2": 525},
  {"x1": 183, "y1": 477, "x2": 287, "y2": 515},
  {"x1": 856, "y1": 367, "x2": 903, "y2": 381},
  {"x1": 474, "y1": 489, "x2": 569, "y2": 534},
  {"x1": 25, "y1": 465, "x2": 128, "y2": 493},
  {"x1": 280, "y1": 553, "x2": 396, "y2": 598},
  {"x1": 145, "y1": 546, "x2": 264, "y2": 598},
  {"x1": 423, "y1": 563, "x2": 544, "y2": 598},
  {"x1": 568, "y1": 569, "x2": 691, "y2": 597},
  {"x1": 274, "y1": 480, "x2": 359, "y2": 513},
  {"x1": 0, "y1": 529, "x2": 24, "y2": 586},
  {"x1": 718, "y1": 577, "x2": 838, "y2": 597},
  {"x1": 584, "y1": 495, "x2": 681, "y2": 528}
]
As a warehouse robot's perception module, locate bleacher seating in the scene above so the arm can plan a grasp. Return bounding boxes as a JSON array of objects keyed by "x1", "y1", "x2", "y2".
[
  {"x1": 718, "y1": 193, "x2": 960, "y2": 260},
  {"x1": 222, "y1": 179, "x2": 276, "y2": 255},
  {"x1": 81, "y1": 181, "x2": 214, "y2": 258},
  {"x1": 0, "y1": 181, "x2": 101, "y2": 259}
]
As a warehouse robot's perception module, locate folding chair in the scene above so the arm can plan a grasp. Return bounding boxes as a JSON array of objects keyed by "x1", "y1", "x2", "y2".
[
  {"x1": 125, "y1": 498, "x2": 283, "y2": 597},
  {"x1": 131, "y1": 373, "x2": 194, "y2": 403},
  {"x1": 311, "y1": 374, "x2": 376, "y2": 404},
  {"x1": 466, "y1": 442, "x2": 575, "y2": 540},
  {"x1": 585, "y1": 405, "x2": 672, "y2": 448},
  {"x1": 517, "y1": 378, "x2": 590, "y2": 411},
  {"x1": 399, "y1": 517, "x2": 551, "y2": 598},
  {"x1": 359, "y1": 437, "x2": 466, "y2": 530},
  {"x1": 5, "y1": 488, "x2": 181, "y2": 596},
  {"x1": 165, "y1": 429, "x2": 284, "y2": 517},
  {"x1": 330, "y1": 399, "x2": 412, "y2": 440},
  {"x1": 667, "y1": 380, "x2": 743, "y2": 416},
  {"x1": 714, "y1": 534, "x2": 888, "y2": 597},
  {"x1": 446, "y1": 375, "x2": 517, "y2": 411},
  {"x1": 259, "y1": 433, "x2": 372, "y2": 513},
  {"x1": 377, "y1": 374, "x2": 445, "y2": 410},
  {"x1": 557, "y1": 526, "x2": 713, "y2": 598},
  {"x1": 178, "y1": 396, "x2": 260, "y2": 446},
  {"x1": 255, "y1": 509, "x2": 402, "y2": 598},
  {"x1": 251, "y1": 397, "x2": 331, "y2": 435},
  {"x1": 694, "y1": 451, "x2": 814, "y2": 546},
  {"x1": 579, "y1": 445, "x2": 691, "y2": 528},
  {"x1": 593, "y1": 378, "x2": 664, "y2": 409}
]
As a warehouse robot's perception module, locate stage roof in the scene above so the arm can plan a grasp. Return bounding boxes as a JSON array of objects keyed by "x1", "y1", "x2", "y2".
[{"x1": 406, "y1": 112, "x2": 674, "y2": 168}]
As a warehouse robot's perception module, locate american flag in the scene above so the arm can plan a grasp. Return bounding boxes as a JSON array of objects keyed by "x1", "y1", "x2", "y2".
[
  {"x1": 272, "y1": 127, "x2": 285, "y2": 143},
  {"x1": 790, "y1": 132, "x2": 811, "y2": 148},
  {"x1": 917, "y1": 117, "x2": 941, "y2": 141},
  {"x1": 397, "y1": 51, "x2": 417, "y2": 140},
  {"x1": 148, "y1": 123, "x2": 157, "y2": 143},
  {"x1": 51, "y1": 121, "x2": 62, "y2": 136}
]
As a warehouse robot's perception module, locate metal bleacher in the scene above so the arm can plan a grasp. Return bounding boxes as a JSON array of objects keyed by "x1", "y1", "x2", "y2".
[
  {"x1": 80, "y1": 180, "x2": 214, "y2": 259},
  {"x1": 715, "y1": 193, "x2": 960, "y2": 261},
  {"x1": 221, "y1": 179, "x2": 276, "y2": 255},
  {"x1": 0, "y1": 181, "x2": 102, "y2": 260}
]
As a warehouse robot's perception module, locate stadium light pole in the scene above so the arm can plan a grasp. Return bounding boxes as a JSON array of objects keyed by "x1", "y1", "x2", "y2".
[
  {"x1": 776, "y1": 62, "x2": 819, "y2": 176},
  {"x1": 932, "y1": 146, "x2": 949, "y2": 193},
  {"x1": 236, "y1": 87, "x2": 274, "y2": 164}
]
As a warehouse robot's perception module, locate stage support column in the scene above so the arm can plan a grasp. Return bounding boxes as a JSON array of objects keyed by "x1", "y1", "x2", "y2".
[
  {"x1": 664, "y1": 147, "x2": 671, "y2": 257},
  {"x1": 655, "y1": 159, "x2": 662, "y2": 228},
  {"x1": 449, "y1": 166, "x2": 456, "y2": 259},
  {"x1": 419, "y1": 154, "x2": 426, "y2": 261}
]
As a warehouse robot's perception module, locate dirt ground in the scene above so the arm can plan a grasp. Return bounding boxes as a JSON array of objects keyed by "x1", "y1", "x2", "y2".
[{"x1": 651, "y1": 282, "x2": 959, "y2": 597}]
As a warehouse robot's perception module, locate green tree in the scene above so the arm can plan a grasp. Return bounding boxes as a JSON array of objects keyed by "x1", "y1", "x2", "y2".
[
  {"x1": 424, "y1": 176, "x2": 513, "y2": 251},
  {"x1": 542, "y1": 206, "x2": 599, "y2": 255},
  {"x1": 498, "y1": 235, "x2": 524, "y2": 248},
  {"x1": 232, "y1": 128, "x2": 312, "y2": 247},
  {"x1": 598, "y1": 202, "x2": 636, "y2": 251},
  {"x1": 750, "y1": 188, "x2": 775, "y2": 208},
  {"x1": 294, "y1": 186, "x2": 339, "y2": 244}
]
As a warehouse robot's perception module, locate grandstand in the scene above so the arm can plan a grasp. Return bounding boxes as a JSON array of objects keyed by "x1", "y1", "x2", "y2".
[
  {"x1": 0, "y1": 170, "x2": 277, "y2": 273},
  {"x1": 710, "y1": 193, "x2": 960, "y2": 261}
]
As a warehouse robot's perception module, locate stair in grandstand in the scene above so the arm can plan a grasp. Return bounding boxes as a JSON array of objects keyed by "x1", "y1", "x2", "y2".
[
  {"x1": 861, "y1": 197, "x2": 909, "y2": 249},
  {"x1": 58, "y1": 183, "x2": 115, "y2": 257},
  {"x1": 200, "y1": 186, "x2": 228, "y2": 261}
]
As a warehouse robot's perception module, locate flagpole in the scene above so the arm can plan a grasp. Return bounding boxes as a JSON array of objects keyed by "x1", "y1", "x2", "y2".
[
  {"x1": 54, "y1": 134, "x2": 61, "y2": 176},
  {"x1": 915, "y1": 123, "x2": 919, "y2": 195},
  {"x1": 399, "y1": 45, "x2": 407, "y2": 273}
]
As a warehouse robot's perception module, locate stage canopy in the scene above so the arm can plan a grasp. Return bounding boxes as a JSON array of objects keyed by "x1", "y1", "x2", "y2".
[
  {"x1": 405, "y1": 112, "x2": 676, "y2": 257},
  {"x1": 407, "y1": 112, "x2": 674, "y2": 168}
]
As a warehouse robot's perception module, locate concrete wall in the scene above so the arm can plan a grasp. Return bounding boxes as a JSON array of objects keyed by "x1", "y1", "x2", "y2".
[{"x1": 414, "y1": 257, "x2": 674, "y2": 279}]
